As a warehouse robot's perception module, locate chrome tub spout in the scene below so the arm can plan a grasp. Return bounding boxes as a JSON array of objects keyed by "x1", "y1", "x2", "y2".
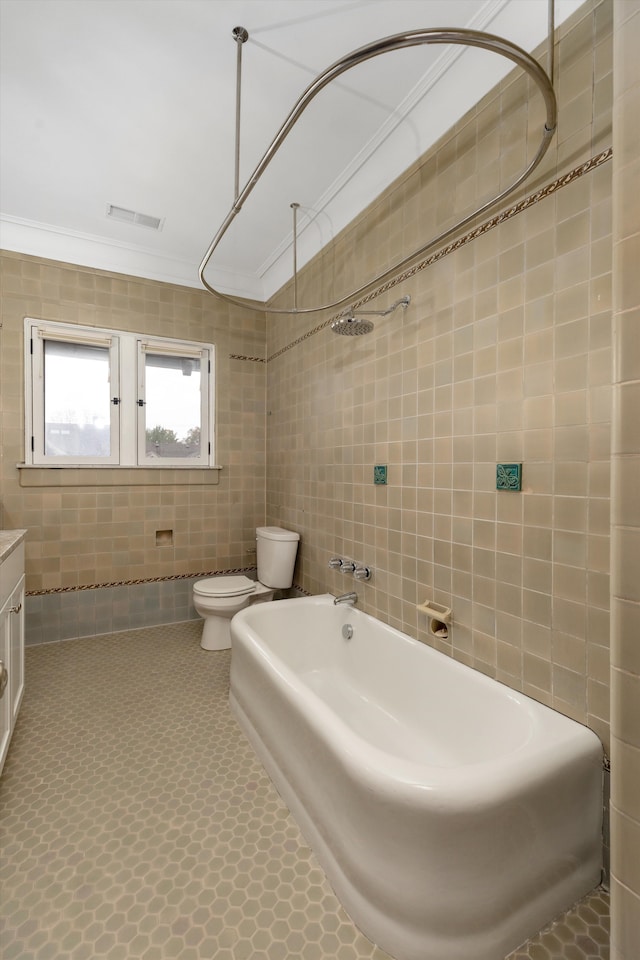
[{"x1": 334, "y1": 592, "x2": 357, "y2": 606}]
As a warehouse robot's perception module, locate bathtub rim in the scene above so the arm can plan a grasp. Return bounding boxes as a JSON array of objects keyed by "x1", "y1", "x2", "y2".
[{"x1": 230, "y1": 593, "x2": 603, "y2": 808}]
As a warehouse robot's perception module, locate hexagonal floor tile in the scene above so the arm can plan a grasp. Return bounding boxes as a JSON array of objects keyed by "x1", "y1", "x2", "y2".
[{"x1": 0, "y1": 622, "x2": 609, "y2": 960}]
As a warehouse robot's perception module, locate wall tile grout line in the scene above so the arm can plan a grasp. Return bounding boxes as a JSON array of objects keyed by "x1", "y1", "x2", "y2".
[{"x1": 267, "y1": 148, "x2": 612, "y2": 364}]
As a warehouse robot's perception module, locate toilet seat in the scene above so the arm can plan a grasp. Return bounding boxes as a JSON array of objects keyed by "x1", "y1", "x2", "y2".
[
  {"x1": 193, "y1": 575, "x2": 256, "y2": 599},
  {"x1": 193, "y1": 525, "x2": 299, "y2": 652}
]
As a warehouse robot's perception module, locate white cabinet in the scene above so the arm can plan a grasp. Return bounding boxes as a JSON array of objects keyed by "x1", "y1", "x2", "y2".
[{"x1": 0, "y1": 540, "x2": 25, "y2": 775}]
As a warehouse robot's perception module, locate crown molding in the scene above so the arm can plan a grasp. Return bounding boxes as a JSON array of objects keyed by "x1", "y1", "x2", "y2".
[{"x1": 0, "y1": 215, "x2": 265, "y2": 300}]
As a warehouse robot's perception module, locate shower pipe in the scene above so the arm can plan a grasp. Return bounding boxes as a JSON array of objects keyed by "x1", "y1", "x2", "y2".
[
  {"x1": 199, "y1": 14, "x2": 557, "y2": 316},
  {"x1": 330, "y1": 295, "x2": 411, "y2": 336}
]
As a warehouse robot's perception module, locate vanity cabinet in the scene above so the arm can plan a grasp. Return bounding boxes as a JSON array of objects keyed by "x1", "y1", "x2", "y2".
[{"x1": 0, "y1": 539, "x2": 25, "y2": 775}]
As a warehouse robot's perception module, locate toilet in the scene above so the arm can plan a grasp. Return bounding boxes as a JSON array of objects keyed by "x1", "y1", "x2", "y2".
[{"x1": 193, "y1": 526, "x2": 300, "y2": 650}]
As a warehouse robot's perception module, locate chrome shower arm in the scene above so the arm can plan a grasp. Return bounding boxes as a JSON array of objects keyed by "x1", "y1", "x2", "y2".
[
  {"x1": 350, "y1": 295, "x2": 411, "y2": 318},
  {"x1": 331, "y1": 294, "x2": 410, "y2": 335}
]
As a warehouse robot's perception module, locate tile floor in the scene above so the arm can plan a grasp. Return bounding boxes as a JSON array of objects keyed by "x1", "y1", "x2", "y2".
[{"x1": 0, "y1": 621, "x2": 609, "y2": 960}]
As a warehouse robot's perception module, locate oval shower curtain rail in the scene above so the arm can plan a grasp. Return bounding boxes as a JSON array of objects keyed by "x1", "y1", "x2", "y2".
[{"x1": 199, "y1": 23, "x2": 557, "y2": 316}]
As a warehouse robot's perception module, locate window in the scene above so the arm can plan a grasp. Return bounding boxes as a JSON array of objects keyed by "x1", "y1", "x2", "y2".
[
  {"x1": 24, "y1": 319, "x2": 215, "y2": 468},
  {"x1": 137, "y1": 341, "x2": 208, "y2": 466}
]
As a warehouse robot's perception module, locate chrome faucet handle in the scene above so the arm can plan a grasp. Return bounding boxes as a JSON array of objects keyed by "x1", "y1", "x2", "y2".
[
  {"x1": 340, "y1": 560, "x2": 356, "y2": 574},
  {"x1": 328, "y1": 557, "x2": 343, "y2": 569},
  {"x1": 353, "y1": 565, "x2": 372, "y2": 581}
]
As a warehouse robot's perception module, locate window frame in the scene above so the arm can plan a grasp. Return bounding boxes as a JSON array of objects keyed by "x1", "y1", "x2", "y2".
[
  {"x1": 137, "y1": 339, "x2": 211, "y2": 468},
  {"x1": 24, "y1": 318, "x2": 216, "y2": 469},
  {"x1": 29, "y1": 325, "x2": 121, "y2": 465}
]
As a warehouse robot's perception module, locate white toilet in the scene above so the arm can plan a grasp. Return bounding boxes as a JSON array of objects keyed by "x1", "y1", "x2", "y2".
[{"x1": 193, "y1": 526, "x2": 300, "y2": 650}]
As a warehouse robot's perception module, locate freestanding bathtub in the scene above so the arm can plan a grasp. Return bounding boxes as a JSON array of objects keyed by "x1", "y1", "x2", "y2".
[{"x1": 230, "y1": 594, "x2": 603, "y2": 960}]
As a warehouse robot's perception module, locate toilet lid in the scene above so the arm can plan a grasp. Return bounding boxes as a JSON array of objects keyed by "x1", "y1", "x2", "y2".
[{"x1": 193, "y1": 575, "x2": 256, "y2": 598}]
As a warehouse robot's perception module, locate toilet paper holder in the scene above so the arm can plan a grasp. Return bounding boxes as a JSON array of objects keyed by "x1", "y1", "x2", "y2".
[{"x1": 416, "y1": 600, "x2": 452, "y2": 640}]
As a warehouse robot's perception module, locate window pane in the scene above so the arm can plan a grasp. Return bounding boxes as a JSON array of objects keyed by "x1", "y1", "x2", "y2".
[
  {"x1": 44, "y1": 340, "x2": 112, "y2": 457},
  {"x1": 144, "y1": 353, "x2": 201, "y2": 459}
]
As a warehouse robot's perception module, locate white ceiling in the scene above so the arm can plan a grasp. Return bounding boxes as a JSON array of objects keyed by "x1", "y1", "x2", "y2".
[{"x1": 0, "y1": 0, "x2": 582, "y2": 303}]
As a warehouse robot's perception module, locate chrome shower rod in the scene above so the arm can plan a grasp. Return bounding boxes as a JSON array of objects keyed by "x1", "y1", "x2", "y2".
[{"x1": 199, "y1": 14, "x2": 557, "y2": 317}]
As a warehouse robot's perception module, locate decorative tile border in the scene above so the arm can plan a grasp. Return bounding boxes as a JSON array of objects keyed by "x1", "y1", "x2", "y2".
[
  {"x1": 26, "y1": 567, "x2": 255, "y2": 597},
  {"x1": 267, "y1": 148, "x2": 613, "y2": 363},
  {"x1": 22, "y1": 571, "x2": 306, "y2": 646},
  {"x1": 291, "y1": 583, "x2": 313, "y2": 598},
  {"x1": 229, "y1": 353, "x2": 266, "y2": 363}
]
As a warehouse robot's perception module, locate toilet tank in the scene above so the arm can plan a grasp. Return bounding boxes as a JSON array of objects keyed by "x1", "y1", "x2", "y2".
[{"x1": 256, "y1": 526, "x2": 300, "y2": 589}]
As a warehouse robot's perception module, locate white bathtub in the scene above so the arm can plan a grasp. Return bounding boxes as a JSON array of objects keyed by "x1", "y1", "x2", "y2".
[{"x1": 230, "y1": 594, "x2": 603, "y2": 960}]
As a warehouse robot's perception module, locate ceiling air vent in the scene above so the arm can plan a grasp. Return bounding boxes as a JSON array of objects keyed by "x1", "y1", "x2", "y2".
[{"x1": 106, "y1": 204, "x2": 164, "y2": 230}]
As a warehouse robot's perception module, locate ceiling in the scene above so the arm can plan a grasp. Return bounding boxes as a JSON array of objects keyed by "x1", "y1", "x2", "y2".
[{"x1": 0, "y1": 0, "x2": 582, "y2": 304}]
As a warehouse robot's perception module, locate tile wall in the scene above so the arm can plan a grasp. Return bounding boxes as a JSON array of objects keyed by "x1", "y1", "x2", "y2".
[
  {"x1": 610, "y1": 1, "x2": 640, "y2": 955},
  {"x1": 1, "y1": 0, "x2": 635, "y2": 947},
  {"x1": 0, "y1": 255, "x2": 267, "y2": 633},
  {"x1": 23, "y1": 577, "x2": 198, "y2": 646},
  {"x1": 266, "y1": 0, "x2": 614, "y2": 752}
]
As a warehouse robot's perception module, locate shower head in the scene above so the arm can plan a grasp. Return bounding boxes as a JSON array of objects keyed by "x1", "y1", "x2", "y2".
[
  {"x1": 331, "y1": 314, "x2": 375, "y2": 336},
  {"x1": 330, "y1": 295, "x2": 410, "y2": 336}
]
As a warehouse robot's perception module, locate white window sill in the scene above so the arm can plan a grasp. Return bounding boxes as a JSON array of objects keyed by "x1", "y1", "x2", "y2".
[{"x1": 16, "y1": 463, "x2": 223, "y2": 487}]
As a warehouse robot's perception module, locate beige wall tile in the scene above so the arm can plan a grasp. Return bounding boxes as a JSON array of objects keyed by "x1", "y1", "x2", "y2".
[
  {"x1": 611, "y1": 806, "x2": 640, "y2": 895},
  {"x1": 611, "y1": 0, "x2": 640, "y2": 941},
  {"x1": 609, "y1": 877, "x2": 640, "y2": 960},
  {"x1": 1, "y1": 0, "x2": 626, "y2": 920},
  {"x1": 0, "y1": 254, "x2": 267, "y2": 588},
  {"x1": 263, "y1": 0, "x2": 613, "y2": 759}
]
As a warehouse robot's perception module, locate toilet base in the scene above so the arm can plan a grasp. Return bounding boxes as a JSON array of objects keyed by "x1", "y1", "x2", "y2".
[
  {"x1": 195, "y1": 585, "x2": 277, "y2": 651},
  {"x1": 200, "y1": 615, "x2": 233, "y2": 651}
]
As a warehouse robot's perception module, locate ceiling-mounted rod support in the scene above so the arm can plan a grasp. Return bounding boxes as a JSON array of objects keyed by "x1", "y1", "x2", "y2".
[
  {"x1": 200, "y1": 22, "x2": 557, "y2": 315},
  {"x1": 232, "y1": 26, "x2": 249, "y2": 202},
  {"x1": 547, "y1": 0, "x2": 555, "y2": 94},
  {"x1": 291, "y1": 202, "x2": 300, "y2": 311}
]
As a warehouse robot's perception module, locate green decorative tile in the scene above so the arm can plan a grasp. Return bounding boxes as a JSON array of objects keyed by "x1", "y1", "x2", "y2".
[
  {"x1": 373, "y1": 464, "x2": 388, "y2": 485},
  {"x1": 497, "y1": 463, "x2": 522, "y2": 491}
]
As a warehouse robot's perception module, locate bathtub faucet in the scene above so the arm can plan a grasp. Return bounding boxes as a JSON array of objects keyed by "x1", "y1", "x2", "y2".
[{"x1": 333, "y1": 592, "x2": 357, "y2": 606}]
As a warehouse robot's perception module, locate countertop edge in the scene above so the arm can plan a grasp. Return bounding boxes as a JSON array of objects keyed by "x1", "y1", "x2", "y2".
[{"x1": 0, "y1": 530, "x2": 27, "y2": 564}]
